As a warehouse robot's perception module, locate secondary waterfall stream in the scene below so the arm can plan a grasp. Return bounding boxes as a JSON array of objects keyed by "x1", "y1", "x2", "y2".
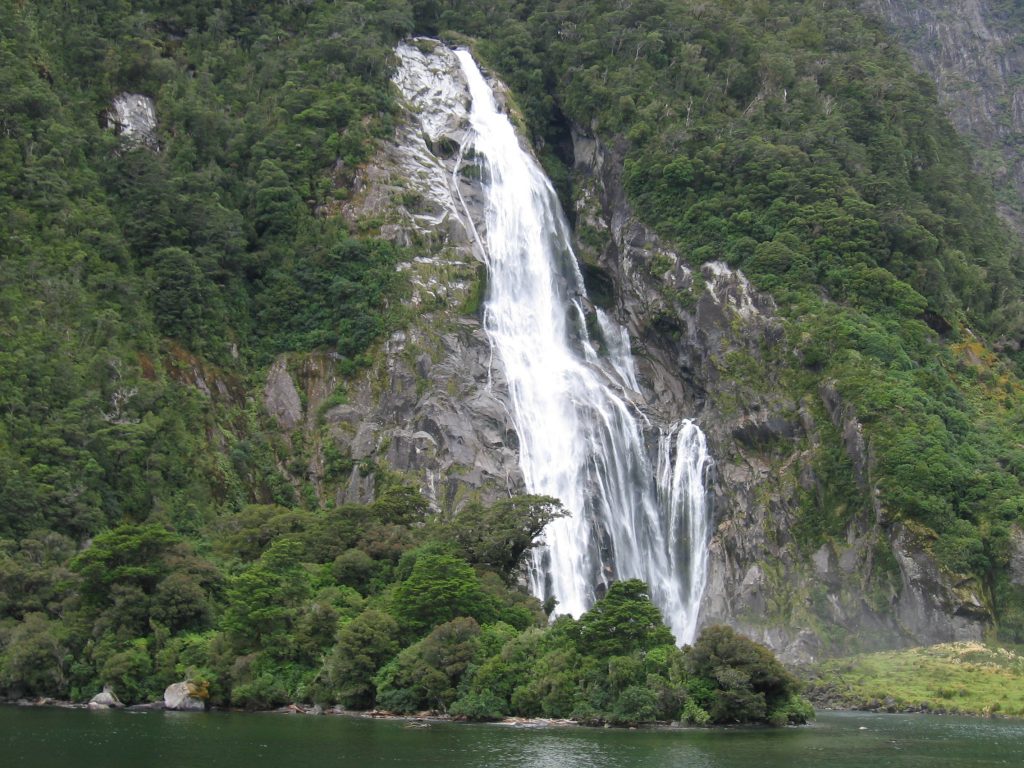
[{"x1": 397, "y1": 43, "x2": 713, "y2": 644}]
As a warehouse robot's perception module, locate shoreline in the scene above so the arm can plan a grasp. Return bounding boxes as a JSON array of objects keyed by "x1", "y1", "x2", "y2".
[
  {"x1": 0, "y1": 698, "x2": 773, "y2": 728},
  {"x1": 0, "y1": 697, "x2": 585, "y2": 727},
  {"x1": 5, "y1": 696, "x2": 1019, "y2": 724}
]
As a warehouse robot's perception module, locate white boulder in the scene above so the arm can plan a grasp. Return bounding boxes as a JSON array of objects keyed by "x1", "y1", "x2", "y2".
[
  {"x1": 163, "y1": 681, "x2": 207, "y2": 711},
  {"x1": 88, "y1": 685, "x2": 123, "y2": 709}
]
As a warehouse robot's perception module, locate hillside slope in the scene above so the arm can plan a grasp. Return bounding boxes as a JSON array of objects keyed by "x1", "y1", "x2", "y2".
[
  {"x1": 861, "y1": 0, "x2": 1024, "y2": 234},
  {"x1": 3, "y1": 0, "x2": 1024, "y2": 704}
]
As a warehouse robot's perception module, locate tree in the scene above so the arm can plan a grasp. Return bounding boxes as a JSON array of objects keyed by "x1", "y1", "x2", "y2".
[
  {"x1": 151, "y1": 571, "x2": 213, "y2": 633},
  {"x1": 374, "y1": 617, "x2": 481, "y2": 712},
  {"x1": 372, "y1": 484, "x2": 430, "y2": 525},
  {"x1": 71, "y1": 524, "x2": 219, "y2": 638},
  {"x1": 331, "y1": 548, "x2": 376, "y2": 593},
  {"x1": 71, "y1": 524, "x2": 179, "y2": 608},
  {"x1": 150, "y1": 246, "x2": 213, "y2": 346},
  {"x1": 213, "y1": 505, "x2": 315, "y2": 563},
  {"x1": 0, "y1": 612, "x2": 69, "y2": 698},
  {"x1": 391, "y1": 552, "x2": 499, "y2": 637},
  {"x1": 221, "y1": 538, "x2": 313, "y2": 653},
  {"x1": 448, "y1": 495, "x2": 565, "y2": 581},
  {"x1": 576, "y1": 579, "x2": 675, "y2": 657},
  {"x1": 253, "y1": 160, "x2": 300, "y2": 238},
  {"x1": 685, "y1": 624, "x2": 810, "y2": 725},
  {"x1": 99, "y1": 638, "x2": 154, "y2": 704},
  {"x1": 320, "y1": 609, "x2": 400, "y2": 708}
]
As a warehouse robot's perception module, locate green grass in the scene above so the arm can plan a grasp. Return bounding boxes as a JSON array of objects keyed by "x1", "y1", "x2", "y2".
[{"x1": 804, "y1": 643, "x2": 1024, "y2": 717}]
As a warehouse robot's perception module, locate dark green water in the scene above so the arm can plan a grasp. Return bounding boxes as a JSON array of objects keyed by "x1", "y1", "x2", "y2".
[{"x1": 3, "y1": 706, "x2": 1023, "y2": 767}]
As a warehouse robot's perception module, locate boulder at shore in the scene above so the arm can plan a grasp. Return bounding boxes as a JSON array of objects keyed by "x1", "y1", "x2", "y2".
[
  {"x1": 164, "y1": 681, "x2": 206, "y2": 711},
  {"x1": 88, "y1": 686, "x2": 123, "y2": 709}
]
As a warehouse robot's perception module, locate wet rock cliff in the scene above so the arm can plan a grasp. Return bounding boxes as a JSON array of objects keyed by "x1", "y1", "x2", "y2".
[{"x1": 263, "y1": 42, "x2": 523, "y2": 515}]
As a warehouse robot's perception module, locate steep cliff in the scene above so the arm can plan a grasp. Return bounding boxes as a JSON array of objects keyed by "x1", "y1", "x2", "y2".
[
  {"x1": 862, "y1": 1, "x2": 1024, "y2": 232},
  {"x1": 309, "y1": 39, "x2": 993, "y2": 662},
  {"x1": 567, "y1": 128, "x2": 988, "y2": 661},
  {"x1": 269, "y1": 42, "x2": 523, "y2": 514}
]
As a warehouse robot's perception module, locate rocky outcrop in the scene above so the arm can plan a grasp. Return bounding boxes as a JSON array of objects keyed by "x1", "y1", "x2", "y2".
[
  {"x1": 105, "y1": 93, "x2": 159, "y2": 149},
  {"x1": 322, "y1": 323, "x2": 523, "y2": 508},
  {"x1": 164, "y1": 343, "x2": 243, "y2": 404},
  {"x1": 274, "y1": 41, "x2": 522, "y2": 512},
  {"x1": 264, "y1": 358, "x2": 303, "y2": 431},
  {"x1": 163, "y1": 681, "x2": 206, "y2": 711},
  {"x1": 88, "y1": 686, "x2": 123, "y2": 709},
  {"x1": 861, "y1": 1, "x2": 1024, "y2": 231},
  {"x1": 891, "y1": 524, "x2": 989, "y2": 642}
]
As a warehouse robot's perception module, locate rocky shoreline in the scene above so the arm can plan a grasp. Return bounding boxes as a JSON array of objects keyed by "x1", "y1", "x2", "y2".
[
  {"x1": 1, "y1": 697, "x2": 786, "y2": 728},
  {"x1": 1, "y1": 696, "x2": 581, "y2": 727},
  {"x1": 13, "y1": 690, "x2": 1017, "y2": 723}
]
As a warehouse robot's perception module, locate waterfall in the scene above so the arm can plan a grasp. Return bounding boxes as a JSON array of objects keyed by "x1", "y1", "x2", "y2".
[{"x1": 408, "y1": 47, "x2": 714, "y2": 644}]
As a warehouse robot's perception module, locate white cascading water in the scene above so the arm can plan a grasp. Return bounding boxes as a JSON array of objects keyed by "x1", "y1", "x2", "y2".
[{"x1": 444, "y1": 48, "x2": 712, "y2": 644}]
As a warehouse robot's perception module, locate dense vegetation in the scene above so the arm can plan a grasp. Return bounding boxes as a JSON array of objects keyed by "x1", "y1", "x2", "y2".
[
  {"x1": 1, "y1": 482, "x2": 809, "y2": 725},
  {"x1": 2, "y1": 0, "x2": 1024, "y2": 718},
  {"x1": 0, "y1": 0, "x2": 415, "y2": 709},
  {"x1": 0, "y1": 0, "x2": 409, "y2": 545}
]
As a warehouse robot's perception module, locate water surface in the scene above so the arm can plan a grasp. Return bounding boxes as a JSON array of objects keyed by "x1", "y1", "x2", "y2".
[{"x1": 4, "y1": 707, "x2": 1022, "y2": 767}]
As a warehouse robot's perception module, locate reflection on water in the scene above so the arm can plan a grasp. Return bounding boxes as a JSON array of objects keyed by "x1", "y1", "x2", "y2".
[{"x1": 3, "y1": 708, "x2": 1024, "y2": 768}]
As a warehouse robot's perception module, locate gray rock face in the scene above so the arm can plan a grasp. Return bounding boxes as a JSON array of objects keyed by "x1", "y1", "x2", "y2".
[
  {"x1": 344, "y1": 42, "x2": 478, "y2": 258},
  {"x1": 892, "y1": 524, "x2": 987, "y2": 643},
  {"x1": 163, "y1": 681, "x2": 206, "y2": 711},
  {"x1": 264, "y1": 358, "x2": 303, "y2": 431},
  {"x1": 106, "y1": 93, "x2": 159, "y2": 149},
  {"x1": 1009, "y1": 525, "x2": 1024, "y2": 586},
  {"x1": 271, "y1": 41, "x2": 523, "y2": 512},
  {"x1": 861, "y1": 0, "x2": 1024, "y2": 232},
  {"x1": 319, "y1": 317, "x2": 523, "y2": 510}
]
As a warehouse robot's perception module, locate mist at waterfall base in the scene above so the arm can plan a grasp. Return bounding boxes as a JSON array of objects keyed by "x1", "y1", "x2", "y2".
[{"x1": 447, "y1": 48, "x2": 713, "y2": 645}]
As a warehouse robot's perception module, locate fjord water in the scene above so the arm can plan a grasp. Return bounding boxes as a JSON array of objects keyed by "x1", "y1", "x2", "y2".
[
  {"x1": 450, "y1": 48, "x2": 712, "y2": 642},
  {"x1": 5, "y1": 708, "x2": 1023, "y2": 768}
]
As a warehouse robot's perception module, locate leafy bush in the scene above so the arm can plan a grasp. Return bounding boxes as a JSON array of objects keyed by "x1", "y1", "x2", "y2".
[
  {"x1": 319, "y1": 609, "x2": 400, "y2": 709},
  {"x1": 391, "y1": 553, "x2": 499, "y2": 638},
  {"x1": 374, "y1": 618, "x2": 481, "y2": 713},
  {"x1": 231, "y1": 674, "x2": 291, "y2": 711},
  {"x1": 685, "y1": 625, "x2": 810, "y2": 725},
  {"x1": 576, "y1": 580, "x2": 675, "y2": 657},
  {"x1": 681, "y1": 699, "x2": 711, "y2": 726},
  {"x1": 450, "y1": 690, "x2": 506, "y2": 721}
]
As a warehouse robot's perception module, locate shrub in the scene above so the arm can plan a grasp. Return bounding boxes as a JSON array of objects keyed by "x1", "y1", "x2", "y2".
[
  {"x1": 450, "y1": 690, "x2": 506, "y2": 721},
  {"x1": 231, "y1": 673, "x2": 290, "y2": 710}
]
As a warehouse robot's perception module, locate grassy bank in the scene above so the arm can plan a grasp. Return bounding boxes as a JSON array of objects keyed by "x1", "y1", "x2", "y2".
[{"x1": 803, "y1": 643, "x2": 1024, "y2": 717}]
